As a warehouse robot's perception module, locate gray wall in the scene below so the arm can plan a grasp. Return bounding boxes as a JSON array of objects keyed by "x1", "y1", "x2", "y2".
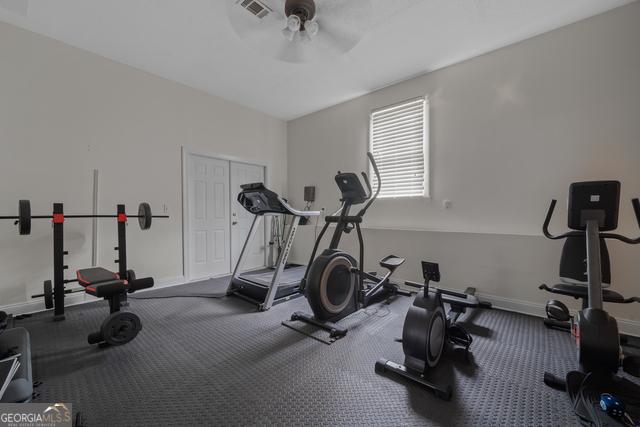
[
  {"x1": 287, "y1": 3, "x2": 640, "y2": 333},
  {"x1": 0, "y1": 22, "x2": 287, "y2": 312}
]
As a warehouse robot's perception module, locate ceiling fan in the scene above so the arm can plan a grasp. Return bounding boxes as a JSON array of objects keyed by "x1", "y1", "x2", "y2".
[{"x1": 227, "y1": 0, "x2": 373, "y2": 63}]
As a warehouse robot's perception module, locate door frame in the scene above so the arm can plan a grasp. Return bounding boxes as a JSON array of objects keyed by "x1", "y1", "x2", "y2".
[{"x1": 181, "y1": 146, "x2": 269, "y2": 281}]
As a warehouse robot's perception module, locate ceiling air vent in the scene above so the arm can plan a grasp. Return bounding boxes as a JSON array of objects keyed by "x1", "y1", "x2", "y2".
[{"x1": 239, "y1": 0, "x2": 272, "y2": 19}]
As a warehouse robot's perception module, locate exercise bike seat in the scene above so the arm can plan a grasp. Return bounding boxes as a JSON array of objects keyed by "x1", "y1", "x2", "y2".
[
  {"x1": 539, "y1": 283, "x2": 630, "y2": 304},
  {"x1": 379, "y1": 255, "x2": 405, "y2": 272}
]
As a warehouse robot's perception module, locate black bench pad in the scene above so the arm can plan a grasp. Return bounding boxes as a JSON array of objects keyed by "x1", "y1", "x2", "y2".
[
  {"x1": 77, "y1": 267, "x2": 119, "y2": 285},
  {"x1": 77, "y1": 267, "x2": 126, "y2": 297},
  {"x1": 128, "y1": 277, "x2": 154, "y2": 292}
]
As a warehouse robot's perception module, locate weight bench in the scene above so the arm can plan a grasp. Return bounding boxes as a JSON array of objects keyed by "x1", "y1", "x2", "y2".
[{"x1": 76, "y1": 267, "x2": 154, "y2": 346}]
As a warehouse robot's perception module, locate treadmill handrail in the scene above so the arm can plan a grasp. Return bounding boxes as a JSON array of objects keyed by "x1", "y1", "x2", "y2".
[{"x1": 276, "y1": 196, "x2": 321, "y2": 217}]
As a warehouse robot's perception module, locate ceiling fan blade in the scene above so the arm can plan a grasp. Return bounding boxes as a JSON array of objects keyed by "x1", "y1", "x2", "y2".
[
  {"x1": 311, "y1": 0, "x2": 372, "y2": 55},
  {"x1": 275, "y1": 37, "x2": 310, "y2": 63},
  {"x1": 313, "y1": 16, "x2": 369, "y2": 55},
  {"x1": 371, "y1": 0, "x2": 425, "y2": 25},
  {"x1": 314, "y1": 0, "x2": 372, "y2": 23}
]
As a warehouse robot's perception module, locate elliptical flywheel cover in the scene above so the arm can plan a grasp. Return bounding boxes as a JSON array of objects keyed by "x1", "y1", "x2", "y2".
[{"x1": 305, "y1": 250, "x2": 357, "y2": 321}]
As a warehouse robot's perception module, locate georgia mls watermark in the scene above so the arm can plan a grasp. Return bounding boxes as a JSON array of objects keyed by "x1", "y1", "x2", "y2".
[{"x1": 0, "y1": 403, "x2": 72, "y2": 427}]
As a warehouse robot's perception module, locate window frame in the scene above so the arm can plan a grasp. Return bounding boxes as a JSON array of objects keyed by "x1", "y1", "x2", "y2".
[{"x1": 368, "y1": 95, "x2": 430, "y2": 199}]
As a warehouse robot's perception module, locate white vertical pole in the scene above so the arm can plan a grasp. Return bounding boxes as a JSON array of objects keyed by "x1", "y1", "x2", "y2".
[{"x1": 92, "y1": 169, "x2": 99, "y2": 266}]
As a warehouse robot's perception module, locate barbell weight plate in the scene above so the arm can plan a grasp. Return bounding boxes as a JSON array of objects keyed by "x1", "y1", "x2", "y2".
[
  {"x1": 43, "y1": 280, "x2": 53, "y2": 309},
  {"x1": 138, "y1": 202, "x2": 152, "y2": 230},
  {"x1": 18, "y1": 200, "x2": 31, "y2": 235},
  {"x1": 101, "y1": 312, "x2": 142, "y2": 346}
]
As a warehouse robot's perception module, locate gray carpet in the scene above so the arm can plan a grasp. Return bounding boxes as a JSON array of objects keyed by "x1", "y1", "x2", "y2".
[
  {"x1": 127, "y1": 276, "x2": 230, "y2": 298},
  {"x1": 13, "y1": 276, "x2": 639, "y2": 426}
]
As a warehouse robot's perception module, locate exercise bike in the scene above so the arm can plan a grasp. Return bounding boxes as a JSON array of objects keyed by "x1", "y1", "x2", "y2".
[
  {"x1": 539, "y1": 199, "x2": 639, "y2": 342},
  {"x1": 375, "y1": 261, "x2": 491, "y2": 400},
  {"x1": 541, "y1": 181, "x2": 640, "y2": 426},
  {"x1": 284, "y1": 152, "x2": 410, "y2": 343}
]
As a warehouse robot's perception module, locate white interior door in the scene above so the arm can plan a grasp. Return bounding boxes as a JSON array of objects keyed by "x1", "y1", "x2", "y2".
[
  {"x1": 187, "y1": 154, "x2": 231, "y2": 279},
  {"x1": 230, "y1": 162, "x2": 265, "y2": 269}
]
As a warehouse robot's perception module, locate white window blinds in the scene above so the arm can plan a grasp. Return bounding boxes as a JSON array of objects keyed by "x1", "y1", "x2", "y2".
[{"x1": 370, "y1": 97, "x2": 428, "y2": 198}]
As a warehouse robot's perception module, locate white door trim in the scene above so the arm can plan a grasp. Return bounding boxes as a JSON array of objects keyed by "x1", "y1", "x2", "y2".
[{"x1": 181, "y1": 146, "x2": 269, "y2": 280}]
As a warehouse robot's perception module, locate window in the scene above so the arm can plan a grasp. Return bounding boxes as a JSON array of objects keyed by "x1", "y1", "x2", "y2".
[{"x1": 370, "y1": 97, "x2": 428, "y2": 198}]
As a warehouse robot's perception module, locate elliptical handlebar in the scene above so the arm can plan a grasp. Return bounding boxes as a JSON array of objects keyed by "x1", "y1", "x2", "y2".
[
  {"x1": 361, "y1": 172, "x2": 372, "y2": 199},
  {"x1": 357, "y1": 152, "x2": 382, "y2": 217},
  {"x1": 542, "y1": 198, "x2": 640, "y2": 244}
]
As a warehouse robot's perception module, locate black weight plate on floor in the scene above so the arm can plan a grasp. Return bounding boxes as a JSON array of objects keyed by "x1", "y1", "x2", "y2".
[
  {"x1": 138, "y1": 203, "x2": 152, "y2": 230},
  {"x1": 101, "y1": 312, "x2": 141, "y2": 346},
  {"x1": 19, "y1": 200, "x2": 31, "y2": 235},
  {"x1": 43, "y1": 280, "x2": 53, "y2": 309}
]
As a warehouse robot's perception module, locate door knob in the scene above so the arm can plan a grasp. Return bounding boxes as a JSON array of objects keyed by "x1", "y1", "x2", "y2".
[{"x1": 232, "y1": 221, "x2": 238, "y2": 225}]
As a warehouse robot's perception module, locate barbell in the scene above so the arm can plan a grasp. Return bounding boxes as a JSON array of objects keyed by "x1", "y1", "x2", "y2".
[
  {"x1": 31, "y1": 269, "x2": 138, "y2": 308},
  {"x1": 0, "y1": 200, "x2": 169, "y2": 235},
  {"x1": 31, "y1": 280, "x2": 81, "y2": 309}
]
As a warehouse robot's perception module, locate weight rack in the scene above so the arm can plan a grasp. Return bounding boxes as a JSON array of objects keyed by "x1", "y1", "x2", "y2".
[
  {"x1": 0, "y1": 200, "x2": 168, "y2": 320},
  {"x1": 45, "y1": 203, "x2": 147, "y2": 320}
]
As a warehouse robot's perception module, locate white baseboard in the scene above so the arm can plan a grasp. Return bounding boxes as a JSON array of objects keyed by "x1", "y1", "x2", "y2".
[
  {"x1": 476, "y1": 292, "x2": 547, "y2": 317},
  {"x1": 476, "y1": 291, "x2": 640, "y2": 338},
  {"x1": 0, "y1": 275, "x2": 185, "y2": 317},
  {"x1": 616, "y1": 318, "x2": 640, "y2": 338}
]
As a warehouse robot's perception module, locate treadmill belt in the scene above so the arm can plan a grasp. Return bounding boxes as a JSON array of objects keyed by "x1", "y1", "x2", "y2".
[{"x1": 241, "y1": 265, "x2": 307, "y2": 287}]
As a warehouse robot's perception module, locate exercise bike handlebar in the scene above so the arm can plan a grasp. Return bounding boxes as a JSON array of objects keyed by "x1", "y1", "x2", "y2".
[
  {"x1": 600, "y1": 198, "x2": 640, "y2": 242},
  {"x1": 542, "y1": 198, "x2": 640, "y2": 244},
  {"x1": 357, "y1": 152, "x2": 382, "y2": 217},
  {"x1": 542, "y1": 200, "x2": 573, "y2": 240}
]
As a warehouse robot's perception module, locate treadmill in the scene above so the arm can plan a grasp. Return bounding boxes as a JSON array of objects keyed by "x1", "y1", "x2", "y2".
[{"x1": 227, "y1": 183, "x2": 320, "y2": 311}]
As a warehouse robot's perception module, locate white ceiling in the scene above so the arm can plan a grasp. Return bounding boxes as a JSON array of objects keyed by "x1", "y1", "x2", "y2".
[{"x1": 0, "y1": 0, "x2": 634, "y2": 120}]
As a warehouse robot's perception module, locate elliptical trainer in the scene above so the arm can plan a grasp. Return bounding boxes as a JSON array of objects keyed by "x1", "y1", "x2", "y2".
[
  {"x1": 285, "y1": 152, "x2": 409, "y2": 342},
  {"x1": 542, "y1": 181, "x2": 640, "y2": 426}
]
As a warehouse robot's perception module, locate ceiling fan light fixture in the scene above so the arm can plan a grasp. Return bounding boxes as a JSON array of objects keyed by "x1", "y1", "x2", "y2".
[
  {"x1": 282, "y1": 27, "x2": 295, "y2": 41},
  {"x1": 282, "y1": 0, "x2": 318, "y2": 43},
  {"x1": 299, "y1": 30, "x2": 312, "y2": 42},
  {"x1": 286, "y1": 14, "x2": 301, "y2": 32},
  {"x1": 304, "y1": 20, "x2": 319, "y2": 37}
]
